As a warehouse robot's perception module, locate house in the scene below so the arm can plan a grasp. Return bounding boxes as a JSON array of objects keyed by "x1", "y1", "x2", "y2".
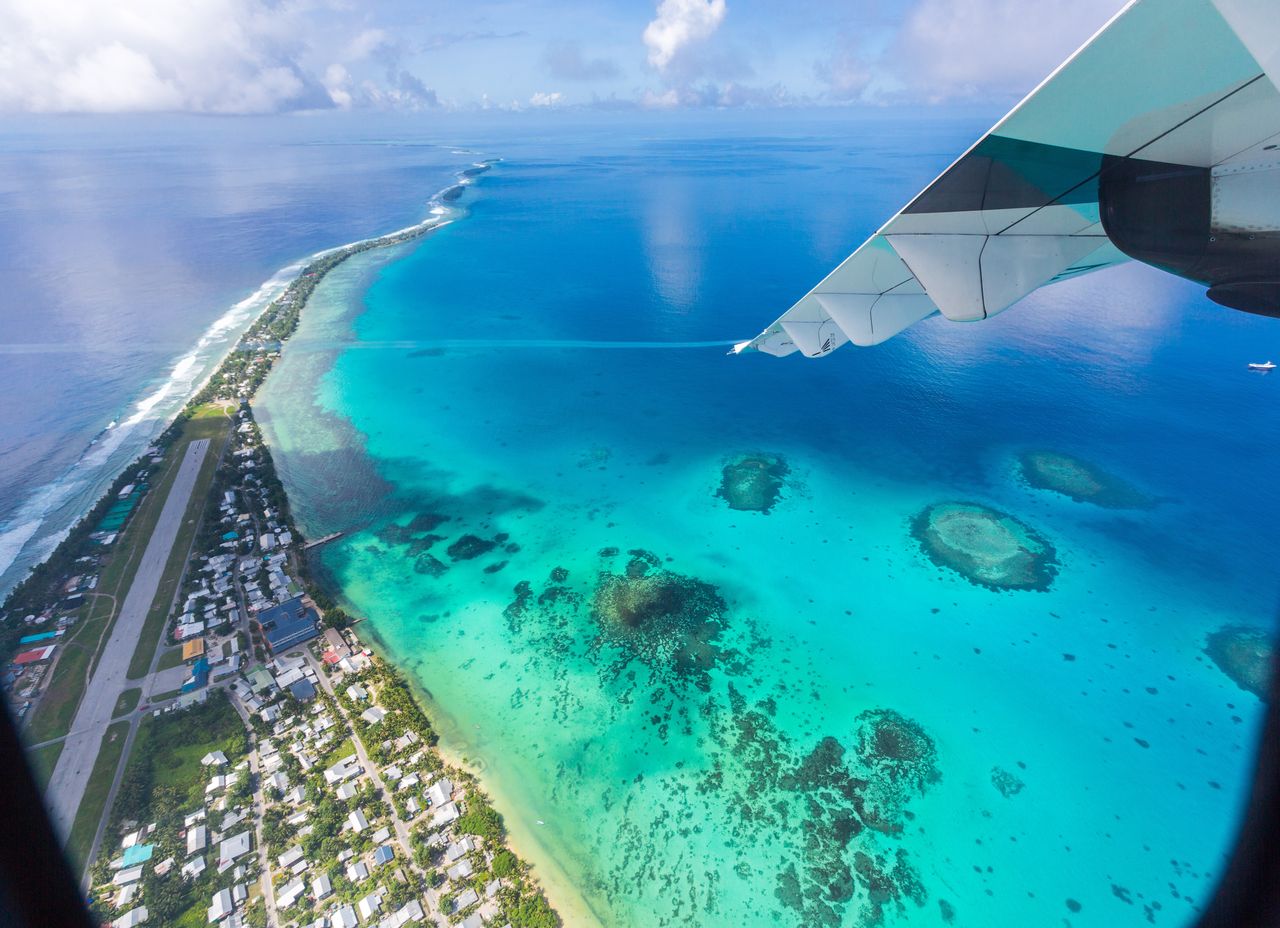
[
  {"x1": 452, "y1": 888, "x2": 480, "y2": 913},
  {"x1": 426, "y1": 778, "x2": 453, "y2": 807},
  {"x1": 207, "y1": 888, "x2": 233, "y2": 922},
  {"x1": 443, "y1": 837, "x2": 474, "y2": 862},
  {"x1": 323, "y1": 627, "x2": 352, "y2": 660},
  {"x1": 447, "y1": 859, "x2": 473, "y2": 881},
  {"x1": 187, "y1": 824, "x2": 208, "y2": 855},
  {"x1": 112, "y1": 906, "x2": 149, "y2": 928},
  {"x1": 345, "y1": 684, "x2": 368, "y2": 702},
  {"x1": 345, "y1": 860, "x2": 370, "y2": 883},
  {"x1": 181, "y1": 856, "x2": 206, "y2": 879},
  {"x1": 372, "y1": 845, "x2": 394, "y2": 867},
  {"x1": 277, "y1": 878, "x2": 305, "y2": 909},
  {"x1": 347, "y1": 809, "x2": 369, "y2": 833},
  {"x1": 370, "y1": 826, "x2": 391, "y2": 844},
  {"x1": 356, "y1": 893, "x2": 382, "y2": 922},
  {"x1": 278, "y1": 846, "x2": 304, "y2": 870},
  {"x1": 430, "y1": 801, "x2": 459, "y2": 828},
  {"x1": 254, "y1": 596, "x2": 319, "y2": 654},
  {"x1": 312, "y1": 873, "x2": 333, "y2": 900},
  {"x1": 217, "y1": 831, "x2": 252, "y2": 870},
  {"x1": 359, "y1": 706, "x2": 386, "y2": 725},
  {"x1": 324, "y1": 754, "x2": 362, "y2": 785},
  {"x1": 201, "y1": 751, "x2": 228, "y2": 767},
  {"x1": 246, "y1": 666, "x2": 276, "y2": 694},
  {"x1": 336, "y1": 782, "x2": 358, "y2": 801},
  {"x1": 459, "y1": 916, "x2": 484, "y2": 928},
  {"x1": 332, "y1": 905, "x2": 357, "y2": 928},
  {"x1": 388, "y1": 900, "x2": 425, "y2": 925},
  {"x1": 112, "y1": 866, "x2": 144, "y2": 886}
]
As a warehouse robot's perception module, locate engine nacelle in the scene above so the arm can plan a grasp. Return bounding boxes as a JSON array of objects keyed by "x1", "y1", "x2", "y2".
[{"x1": 1099, "y1": 154, "x2": 1280, "y2": 317}]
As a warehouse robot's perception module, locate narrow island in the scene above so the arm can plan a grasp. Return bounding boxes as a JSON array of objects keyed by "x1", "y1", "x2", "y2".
[{"x1": 0, "y1": 161, "x2": 563, "y2": 928}]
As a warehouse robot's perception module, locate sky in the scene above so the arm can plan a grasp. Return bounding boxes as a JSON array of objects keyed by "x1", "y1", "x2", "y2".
[{"x1": 0, "y1": 0, "x2": 1129, "y2": 115}]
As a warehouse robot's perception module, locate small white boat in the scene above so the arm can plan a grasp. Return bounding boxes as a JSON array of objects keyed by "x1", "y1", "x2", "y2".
[{"x1": 1248, "y1": 361, "x2": 1276, "y2": 371}]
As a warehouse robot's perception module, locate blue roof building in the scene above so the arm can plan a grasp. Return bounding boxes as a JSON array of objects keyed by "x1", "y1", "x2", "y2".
[
  {"x1": 182, "y1": 657, "x2": 210, "y2": 693},
  {"x1": 256, "y1": 596, "x2": 320, "y2": 655},
  {"x1": 373, "y1": 845, "x2": 395, "y2": 866},
  {"x1": 288, "y1": 678, "x2": 317, "y2": 702}
]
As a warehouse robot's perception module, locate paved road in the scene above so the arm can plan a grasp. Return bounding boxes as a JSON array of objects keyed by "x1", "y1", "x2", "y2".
[{"x1": 45, "y1": 438, "x2": 211, "y2": 840}]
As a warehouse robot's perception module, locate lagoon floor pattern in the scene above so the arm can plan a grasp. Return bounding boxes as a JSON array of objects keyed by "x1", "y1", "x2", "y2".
[{"x1": 257, "y1": 124, "x2": 1279, "y2": 928}]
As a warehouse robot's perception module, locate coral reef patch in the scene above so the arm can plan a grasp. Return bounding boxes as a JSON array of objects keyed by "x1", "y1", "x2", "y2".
[
  {"x1": 717, "y1": 452, "x2": 789, "y2": 513},
  {"x1": 912, "y1": 502, "x2": 1058, "y2": 592},
  {"x1": 991, "y1": 766, "x2": 1025, "y2": 798},
  {"x1": 1019, "y1": 450, "x2": 1153, "y2": 509},
  {"x1": 1205, "y1": 625, "x2": 1274, "y2": 700},
  {"x1": 591, "y1": 550, "x2": 730, "y2": 690}
]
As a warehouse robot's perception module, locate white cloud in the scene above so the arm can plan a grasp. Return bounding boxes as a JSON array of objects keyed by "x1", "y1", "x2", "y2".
[
  {"x1": 0, "y1": 0, "x2": 330, "y2": 113},
  {"x1": 643, "y1": 0, "x2": 727, "y2": 72},
  {"x1": 529, "y1": 91, "x2": 564, "y2": 107},
  {"x1": 886, "y1": 0, "x2": 1123, "y2": 102}
]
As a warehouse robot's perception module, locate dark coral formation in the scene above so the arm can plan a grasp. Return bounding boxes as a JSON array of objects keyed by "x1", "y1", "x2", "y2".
[
  {"x1": 1019, "y1": 450, "x2": 1153, "y2": 509},
  {"x1": 717, "y1": 452, "x2": 789, "y2": 513},
  {"x1": 853, "y1": 709, "x2": 941, "y2": 831},
  {"x1": 591, "y1": 550, "x2": 730, "y2": 690},
  {"x1": 720, "y1": 689, "x2": 937, "y2": 927},
  {"x1": 912, "y1": 502, "x2": 1058, "y2": 592},
  {"x1": 991, "y1": 766, "x2": 1025, "y2": 798},
  {"x1": 446, "y1": 533, "x2": 498, "y2": 561},
  {"x1": 1205, "y1": 625, "x2": 1274, "y2": 700}
]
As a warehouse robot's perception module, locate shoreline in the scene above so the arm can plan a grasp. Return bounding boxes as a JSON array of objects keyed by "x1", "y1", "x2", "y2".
[
  {"x1": 0, "y1": 169, "x2": 487, "y2": 602},
  {"x1": 350, "y1": 618, "x2": 604, "y2": 928},
  {"x1": 10, "y1": 154, "x2": 583, "y2": 928},
  {"x1": 0, "y1": 166, "x2": 478, "y2": 619}
]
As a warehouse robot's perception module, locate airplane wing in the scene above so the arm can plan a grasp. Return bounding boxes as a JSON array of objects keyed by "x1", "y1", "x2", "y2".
[{"x1": 736, "y1": 0, "x2": 1280, "y2": 358}]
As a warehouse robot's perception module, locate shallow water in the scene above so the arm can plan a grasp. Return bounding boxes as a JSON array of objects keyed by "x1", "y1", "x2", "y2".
[{"x1": 257, "y1": 115, "x2": 1280, "y2": 928}]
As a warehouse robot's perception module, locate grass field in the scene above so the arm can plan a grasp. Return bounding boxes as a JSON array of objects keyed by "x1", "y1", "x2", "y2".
[
  {"x1": 24, "y1": 406, "x2": 231, "y2": 746},
  {"x1": 113, "y1": 687, "x2": 142, "y2": 718},
  {"x1": 66, "y1": 720, "x2": 130, "y2": 873},
  {"x1": 127, "y1": 407, "x2": 232, "y2": 680},
  {"x1": 156, "y1": 648, "x2": 185, "y2": 671},
  {"x1": 28, "y1": 739, "x2": 65, "y2": 791}
]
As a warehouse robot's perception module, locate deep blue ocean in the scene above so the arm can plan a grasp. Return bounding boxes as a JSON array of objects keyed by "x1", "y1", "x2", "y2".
[
  {"x1": 3, "y1": 110, "x2": 1277, "y2": 927},
  {"x1": 0, "y1": 114, "x2": 473, "y2": 593}
]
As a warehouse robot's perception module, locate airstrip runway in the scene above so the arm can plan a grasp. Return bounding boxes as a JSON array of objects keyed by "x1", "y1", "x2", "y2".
[{"x1": 45, "y1": 438, "x2": 210, "y2": 840}]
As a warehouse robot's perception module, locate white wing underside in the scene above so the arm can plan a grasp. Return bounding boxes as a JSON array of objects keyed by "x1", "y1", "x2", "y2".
[{"x1": 736, "y1": 0, "x2": 1280, "y2": 358}]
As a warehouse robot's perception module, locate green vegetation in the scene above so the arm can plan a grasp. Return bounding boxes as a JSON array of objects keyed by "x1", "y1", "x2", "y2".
[
  {"x1": 456, "y1": 791, "x2": 505, "y2": 844},
  {"x1": 27, "y1": 739, "x2": 65, "y2": 791},
  {"x1": 156, "y1": 648, "x2": 184, "y2": 671},
  {"x1": 66, "y1": 720, "x2": 131, "y2": 873},
  {"x1": 113, "y1": 687, "x2": 142, "y2": 718},
  {"x1": 112, "y1": 691, "x2": 245, "y2": 829},
  {"x1": 491, "y1": 849, "x2": 518, "y2": 877}
]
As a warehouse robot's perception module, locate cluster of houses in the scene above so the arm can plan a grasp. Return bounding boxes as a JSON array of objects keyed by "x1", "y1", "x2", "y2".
[
  {"x1": 100, "y1": 748, "x2": 259, "y2": 928},
  {"x1": 2, "y1": 570, "x2": 93, "y2": 711},
  {"x1": 164, "y1": 408, "x2": 326, "y2": 704}
]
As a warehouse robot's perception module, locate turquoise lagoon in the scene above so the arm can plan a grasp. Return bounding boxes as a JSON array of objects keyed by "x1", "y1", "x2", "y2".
[{"x1": 256, "y1": 118, "x2": 1279, "y2": 928}]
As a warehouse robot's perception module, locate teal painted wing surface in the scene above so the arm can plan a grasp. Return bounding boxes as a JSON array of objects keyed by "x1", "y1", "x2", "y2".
[{"x1": 738, "y1": 0, "x2": 1280, "y2": 358}]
